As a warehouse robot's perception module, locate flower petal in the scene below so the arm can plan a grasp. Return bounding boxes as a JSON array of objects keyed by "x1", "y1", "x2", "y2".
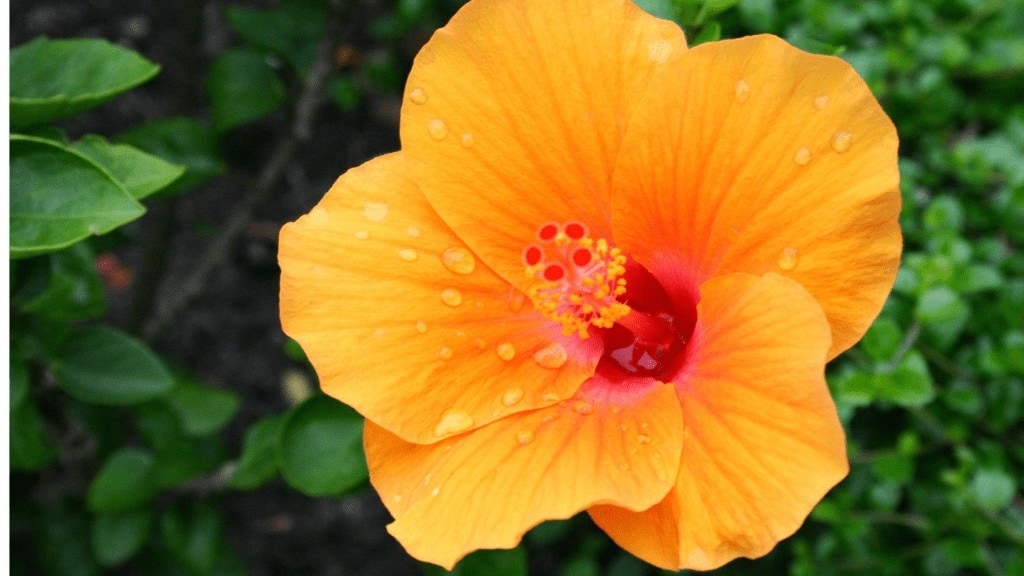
[
  {"x1": 400, "y1": 0, "x2": 686, "y2": 289},
  {"x1": 366, "y1": 374, "x2": 683, "y2": 569},
  {"x1": 611, "y1": 34, "x2": 901, "y2": 357},
  {"x1": 590, "y1": 272, "x2": 848, "y2": 570},
  {"x1": 279, "y1": 153, "x2": 600, "y2": 444}
]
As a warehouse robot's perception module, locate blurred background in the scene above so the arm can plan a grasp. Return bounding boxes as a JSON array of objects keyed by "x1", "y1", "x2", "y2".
[{"x1": 9, "y1": 0, "x2": 1024, "y2": 575}]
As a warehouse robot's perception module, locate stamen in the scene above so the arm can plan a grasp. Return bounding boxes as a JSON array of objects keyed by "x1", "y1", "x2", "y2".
[{"x1": 523, "y1": 222, "x2": 629, "y2": 338}]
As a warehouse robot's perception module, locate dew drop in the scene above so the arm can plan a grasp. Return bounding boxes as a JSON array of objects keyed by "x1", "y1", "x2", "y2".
[
  {"x1": 393, "y1": 494, "x2": 403, "y2": 504},
  {"x1": 460, "y1": 133, "x2": 476, "y2": 148},
  {"x1": 516, "y1": 430, "x2": 534, "y2": 446},
  {"x1": 439, "y1": 346, "x2": 454, "y2": 360},
  {"x1": 406, "y1": 226, "x2": 421, "y2": 238},
  {"x1": 813, "y1": 95, "x2": 829, "y2": 110},
  {"x1": 398, "y1": 248, "x2": 418, "y2": 262},
  {"x1": 408, "y1": 87, "x2": 428, "y2": 104},
  {"x1": 573, "y1": 401, "x2": 594, "y2": 415},
  {"x1": 647, "y1": 39, "x2": 672, "y2": 64},
  {"x1": 735, "y1": 79, "x2": 751, "y2": 103},
  {"x1": 831, "y1": 130, "x2": 853, "y2": 153},
  {"x1": 309, "y1": 206, "x2": 330, "y2": 225},
  {"x1": 353, "y1": 230, "x2": 370, "y2": 240},
  {"x1": 502, "y1": 388, "x2": 525, "y2": 407},
  {"x1": 440, "y1": 288, "x2": 463, "y2": 307},
  {"x1": 415, "y1": 320, "x2": 427, "y2": 334},
  {"x1": 532, "y1": 343, "x2": 568, "y2": 369},
  {"x1": 434, "y1": 411, "x2": 473, "y2": 437},
  {"x1": 496, "y1": 342, "x2": 516, "y2": 361},
  {"x1": 637, "y1": 434, "x2": 652, "y2": 445},
  {"x1": 507, "y1": 290, "x2": 526, "y2": 312},
  {"x1": 363, "y1": 201, "x2": 389, "y2": 222},
  {"x1": 793, "y1": 147, "x2": 812, "y2": 166},
  {"x1": 541, "y1": 392, "x2": 561, "y2": 402},
  {"x1": 431, "y1": 487, "x2": 440, "y2": 496},
  {"x1": 440, "y1": 247, "x2": 476, "y2": 275},
  {"x1": 542, "y1": 414, "x2": 558, "y2": 424},
  {"x1": 778, "y1": 247, "x2": 799, "y2": 271},
  {"x1": 428, "y1": 118, "x2": 449, "y2": 141}
]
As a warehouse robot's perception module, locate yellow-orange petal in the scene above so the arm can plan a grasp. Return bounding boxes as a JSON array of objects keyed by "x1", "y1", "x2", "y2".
[
  {"x1": 279, "y1": 153, "x2": 600, "y2": 444},
  {"x1": 590, "y1": 272, "x2": 848, "y2": 570},
  {"x1": 400, "y1": 0, "x2": 686, "y2": 291},
  {"x1": 611, "y1": 34, "x2": 901, "y2": 358},
  {"x1": 366, "y1": 374, "x2": 683, "y2": 569}
]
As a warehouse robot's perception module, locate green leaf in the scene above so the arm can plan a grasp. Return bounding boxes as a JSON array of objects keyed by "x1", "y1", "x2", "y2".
[
  {"x1": 970, "y1": 469, "x2": 1017, "y2": 511},
  {"x1": 91, "y1": 509, "x2": 154, "y2": 567},
  {"x1": 692, "y1": 21, "x2": 722, "y2": 45},
  {"x1": 10, "y1": 135, "x2": 145, "y2": 259},
  {"x1": 165, "y1": 378, "x2": 240, "y2": 437},
  {"x1": 160, "y1": 501, "x2": 224, "y2": 576},
  {"x1": 31, "y1": 500, "x2": 100, "y2": 576},
  {"x1": 278, "y1": 394, "x2": 368, "y2": 497},
  {"x1": 10, "y1": 396, "x2": 58, "y2": 471},
  {"x1": 225, "y1": 0, "x2": 326, "y2": 73},
  {"x1": 425, "y1": 548, "x2": 527, "y2": 576},
  {"x1": 875, "y1": 351, "x2": 935, "y2": 407},
  {"x1": 206, "y1": 49, "x2": 286, "y2": 133},
  {"x1": 861, "y1": 316, "x2": 903, "y2": 361},
  {"x1": 11, "y1": 360, "x2": 30, "y2": 408},
  {"x1": 914, "y1": 285, "x2": 969, "y2": 325},
  {"x1": 52, "y1": 325, "x2": 173, "y2": 406},
  {"x1": 10, "y1": 36, "x2": 159, "y2": 128},
  {"x1": 71, "y1": 135, "x2": 185, "y2": 200},
  {"x1": 117, "y1": 117, "x2": 225, "y2": 196},
  {"x1": 14, "y1": 243, "x2": 106, "y2": 321},
  {"x1": 87, "y1": 448, "x2": 159, "y2": 513},
  {"x1": 230, "y1": 414, "x2": 285, "y2": 490}
]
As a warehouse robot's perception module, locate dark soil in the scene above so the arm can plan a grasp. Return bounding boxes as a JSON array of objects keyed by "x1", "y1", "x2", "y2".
[{"x1": 11, "y1": 1, "x2": 428, "y2": 574}]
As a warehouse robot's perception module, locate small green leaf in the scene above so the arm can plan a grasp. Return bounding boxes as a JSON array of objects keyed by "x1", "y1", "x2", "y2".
[
  {"x1": 970, "y1": 469, "x2": 1017, "y2": 511},
  {"x1": 117, "y1": 117, "x2": 225, "y2": 196},
  {"x1": 10, "y1": 135, "x2": 145, "y2": 259},
  {"x1": 87, "y1": 448, "x2": 159, "y2": 513},
  {"x1": 52, "y1": 325, "x2": 173, "y2": 406},
  {"x1": 225, "y1": 0, "x2": 326, "y2": 73},
  {"x1": 160, "y1": 501, "x2": 224, "y2": 576},
  {"x1": 71, "y1": 135, "x2": 185, "y2": 200},
  {"x1": 206, "y1": 49, "x2": 286, "y2": 133},
  {"x1": 10, "y1": 397, "x2": 58, "y2": 471},
  {"x1": 10, "y1": 36, "x2": 159, "y2": 128},
  {"x1": 11, "y1": 360, "x2": 29, "y2": 408},
  {"x1": 875, "y1": 351, "x2": 935, "y2": 407},
  {"x1": 278, "y1": 394, "x2": 367, "y2": 497},
  {"x1": 861, "y1": 316, "x2": 903, "y2": 361},
  {"x1": 91, "y1": 509, "x2": 153, "y2": 567},
  {"x1": 15, "y1": 244, "x2": 106, "y2": 321},
  {"x1": 230, "y1": 414, "x2": 286, "y2": 490},
  {"x1": 165, "y1": 378, "x2": 240, "y2": 437},
  {"x1": 692, "y1": 21, "x2": 722, "y2": 45},
  {"x1": 914, "y1": 285, "x2": 969, "y2": 325}
]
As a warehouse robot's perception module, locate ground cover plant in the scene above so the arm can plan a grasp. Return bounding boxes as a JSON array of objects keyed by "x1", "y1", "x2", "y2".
[{"x1": 8, "y1": 0, "x2": 1024, "y2": 575}]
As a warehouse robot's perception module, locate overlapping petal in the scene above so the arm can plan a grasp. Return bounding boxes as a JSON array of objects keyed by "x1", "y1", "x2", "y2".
[
  {"x1": 400, "y1": 0, "x2": 686, "y2": 289},
  {"x1": 590, "y1": 272, "x2": 848, "y2": 570},
  {"x1": 366, "y1": 373, "x2": 684, "y2": 569},
  {"x1": 279, "y1": 153, "x2": 601, "y2": 444},
  {"x1": 610, "y1": 34, "x2": 901, "y2": 357}
]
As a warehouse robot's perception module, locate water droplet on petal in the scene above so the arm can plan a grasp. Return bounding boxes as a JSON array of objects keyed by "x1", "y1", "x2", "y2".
[
  {"x1": 434, "y1": 411, "x2": 473, "y2": 437},
  {"x1": 778, "y1": 247, "x2": 799, "y2": 271},
  {"x1": 408, "y1": 87, "x2": 428, "y2": 104},
  {"x1": 363, "y1": 201, "x2": 388, "y2": 222},
  {"x1": 460, "y1": 133, "x2": 475, "y2": 148},
  {"x1": 532, "y1": 343, "x2": 568, "y2": 369},
  {"x1": 353, "y1": 230, "x2": 370, "y2": 240},
  {"x1": 735, "y1": 79, "x2": 751, "y2": 103},
  {"x1": 439, "y1": 346, "x2": 454, "y2": 360},
  {"x1": 502, "y1": 388, "x2": 525, "y2": 407},
  {"x1": 813, "y1": 95, "x2": 829, "y2": 110},
  {"x1": 431, "y1": 487, "x2": 440, "y2": 496},
  {"x1": 573, "y1": 401, "x2": 594, "y2": 415},
  {"x1": 496, "y1": 342, "x2": 516, "y2": 361},
  {"x1": 415, "y1": 320, "x2": 427, "y2": 333},
  {"x1": 516, "y1": 430, "x2": 534, "y2": 445},
  {"x1": 647, "y1": 39, "x2": 672, "y2": 64},
  {"x1": 398, "y1": 248, "x2": 418, "y2": 262},
  {"x1": 428, "y1": 118, "x2": 449, "y2": 141},
  {"x1": 507, "y1": 290, "x2": 526, "y2": 312},
  {"x1": 794, "y1": 147, "x2": 812, "y2": 165},
  {"x1": 309, "y1": 206, "x2": 330, "y2": 225},
  {"x1": 831, "y1": 130, "x2": 853, "y2": 153},
  {"x1": 406, "y1": 226, "x2": 421, "y2": 238},
  {"x1": 440, "y1": 247, "x2": 476, "y2": 275},
  {"x1": 541, "y1": 393, "x2": 561, "y2": 403},
  {"x1": 440, "y1": 288, "x2": 463, "y2": 307},
  {"x1": 637, "y1": 434, "x2": 652, "y2": 445}
]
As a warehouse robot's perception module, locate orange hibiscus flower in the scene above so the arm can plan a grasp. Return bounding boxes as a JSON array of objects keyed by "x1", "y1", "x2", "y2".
[{"x1": 279, "y1": 0, "x2": 900, "y2": 570}]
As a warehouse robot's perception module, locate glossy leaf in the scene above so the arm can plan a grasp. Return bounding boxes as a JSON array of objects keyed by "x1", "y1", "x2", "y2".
[
  {"x1": 117, "y1": 117, "x2": 225, "y2": 196},
  {"x1": 10, "y1": 135, "x2": 145, "y2": 259},
  {"x1": 86, "y1": 448, "x2": 159, "y2": 513},
  {"x1": 71, "y1": 135, "x2": 185, "y2": 200},
  {"x1": 206, "y1": 48, "x2": 286, "y2": 133},
  {"x1": 230, "y1": 413, "x2": 285, "y2": 490},
  {"x1": 52, "y1": 325, "x2": 173, "y2": 406},
  {"x1": 14, "y1": 244, "x2": 107, "y2": 321},
  {"x1": 165, "y1": 377, "x2": 240, "y2": 437},
  {"x1": 10, "y1": 36, "x2": 159, "y2": 127},
  {"x1": 278, "y1": 394, "x2": 367, "y2": 497}
]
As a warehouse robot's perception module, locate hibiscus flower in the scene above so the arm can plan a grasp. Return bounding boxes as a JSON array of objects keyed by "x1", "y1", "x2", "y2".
[{"x1": 278, "y1": 0, "x2": 900, "y2": 570}]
